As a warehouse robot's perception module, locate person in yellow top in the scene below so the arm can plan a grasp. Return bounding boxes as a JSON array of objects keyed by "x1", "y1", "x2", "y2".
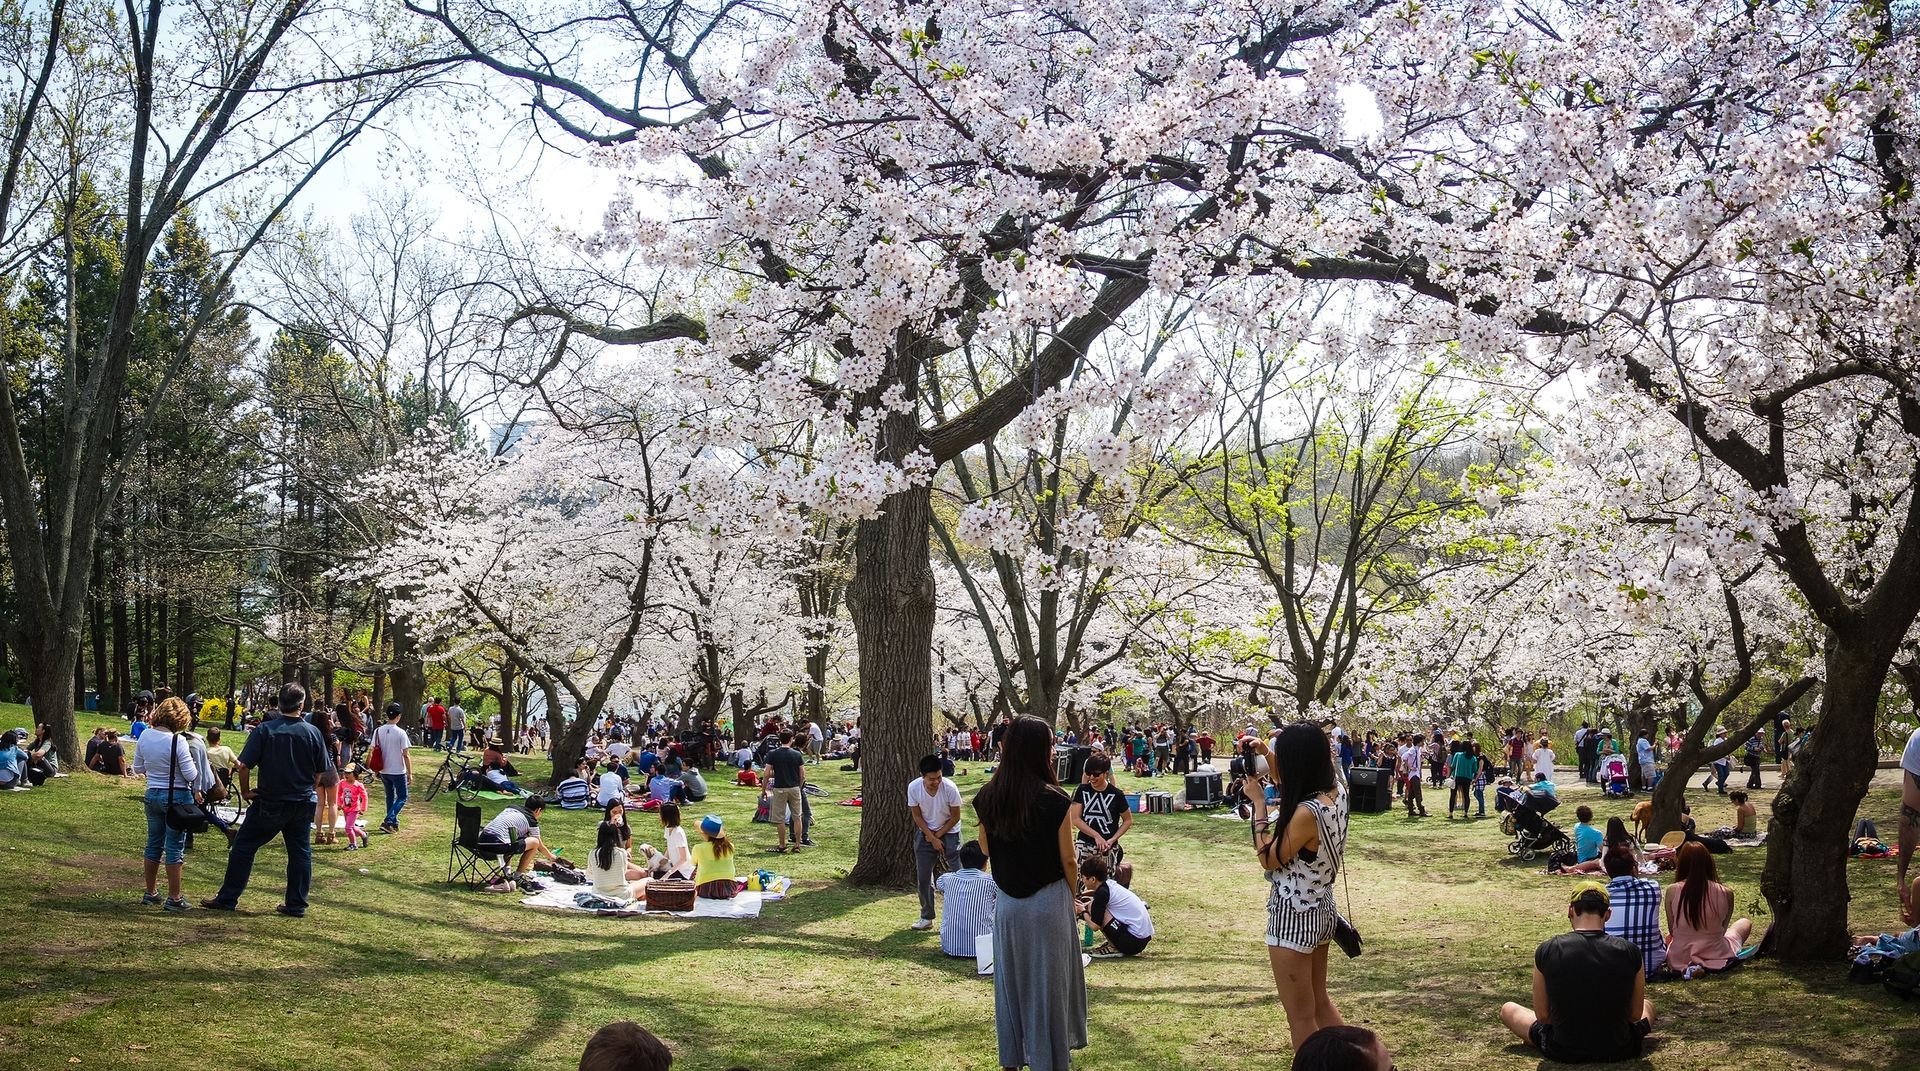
[{"x1": 691, "y1": 814, "x2": 738, "y2": 900}]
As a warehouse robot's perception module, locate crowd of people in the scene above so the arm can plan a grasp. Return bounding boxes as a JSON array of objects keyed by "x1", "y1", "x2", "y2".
[{"x1": 20, "y1": 672, "x2": 1919, "y2": 1071}]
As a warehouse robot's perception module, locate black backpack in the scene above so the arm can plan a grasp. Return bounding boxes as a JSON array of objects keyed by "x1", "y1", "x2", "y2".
[{"x1": 1886, "y1": 949, "x2": 1920, "y2": 999}]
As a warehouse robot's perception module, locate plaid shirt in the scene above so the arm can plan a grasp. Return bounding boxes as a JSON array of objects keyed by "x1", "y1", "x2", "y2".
[{"x1": 1606, "y1": 875, "x2": 1667, "y2": 978}]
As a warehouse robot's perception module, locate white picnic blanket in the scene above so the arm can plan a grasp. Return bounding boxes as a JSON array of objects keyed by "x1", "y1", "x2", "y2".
[{"x1": 518, "y1": 885, "x2": 769, "y2": 919}]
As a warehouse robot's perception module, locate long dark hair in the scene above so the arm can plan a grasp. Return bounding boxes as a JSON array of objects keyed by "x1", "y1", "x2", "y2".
[
  {"x1": 973, "y1": 715, "x2": 1064, "y2": 840},
  {"x1": 1674, "y1": 841, "x2": 1721, "y2": 928},
  {"x1": 593, "y1": 820, "x2": 624, "y2": 873},
  {"x1": 1604, "y1": 816, "x2": 1633, "y2": 850},
  {"x1": 1273, "y1": 722, "x2": 1337, "y2": 821}
]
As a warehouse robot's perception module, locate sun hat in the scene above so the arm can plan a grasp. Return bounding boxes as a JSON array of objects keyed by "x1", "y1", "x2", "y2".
[{"x1": 699, "y1": 814, "x2": 724, "y2": 836}]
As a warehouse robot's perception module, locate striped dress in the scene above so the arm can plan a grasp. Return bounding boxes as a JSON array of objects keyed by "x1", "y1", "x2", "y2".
[{"x1": 1265, "y1": 792, "x2": 1349, "y2": 952}]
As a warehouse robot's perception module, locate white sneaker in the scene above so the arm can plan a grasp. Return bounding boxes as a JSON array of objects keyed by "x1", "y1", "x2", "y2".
[{"x1": 911, "y1": 917, "x2": 933, "y2": 931}]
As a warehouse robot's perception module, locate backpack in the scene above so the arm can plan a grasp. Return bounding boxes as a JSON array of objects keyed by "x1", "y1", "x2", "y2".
[{"x1": 1885, "y1": 949, "x2": 1920, "y2": 999}]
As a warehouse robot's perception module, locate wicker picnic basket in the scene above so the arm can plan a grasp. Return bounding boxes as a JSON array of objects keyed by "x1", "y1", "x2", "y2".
[{"x1": 647, "y1": 879, "x2": 697, "y2": 912}]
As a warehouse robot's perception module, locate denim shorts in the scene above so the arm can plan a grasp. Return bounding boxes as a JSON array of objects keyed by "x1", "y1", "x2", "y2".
[{"x1": 143, "y1": 788, "x2": 195, "y2": 865}]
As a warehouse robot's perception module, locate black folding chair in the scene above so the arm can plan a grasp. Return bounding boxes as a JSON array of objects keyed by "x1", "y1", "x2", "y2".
[{"x1": 447, "y1": 802, "x2": 521, "y2": 889}]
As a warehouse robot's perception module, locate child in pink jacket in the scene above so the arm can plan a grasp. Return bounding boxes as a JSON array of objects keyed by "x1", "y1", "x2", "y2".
[{"x1": 338, "y1": 765, "x2": 370, "y2": 849}]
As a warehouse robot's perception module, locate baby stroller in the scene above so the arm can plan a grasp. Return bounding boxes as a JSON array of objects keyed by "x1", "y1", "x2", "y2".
[
  {"x1": 1599, "y1": 754, "x2": 1632, "y2": 798},
  {"x1": 1498, "y1": 785, "x2": 1571, "y2": 860}
]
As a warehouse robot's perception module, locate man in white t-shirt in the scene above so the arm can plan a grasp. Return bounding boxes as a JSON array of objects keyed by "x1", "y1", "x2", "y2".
[
  {"x1": 597, "y1": 761, "x2": 627, "y2": 807},
  {"x1": 806, "y1": 720, "x2": 825, "y2": 763},
  {"x1": 1077, "y1": 855, "x2": 1153, "y2": 956},
  {"x1": 605, "y1": 739, "x2": 632, "y2": 763},
  {"x1": 907, "y1": 754, "x2": 964, "y2": 931},
  {"x1": 1532, "y1": 738, "x2": 1557, "y2": 783},
  {"x1": 1898, "y1": 726, "x2": 1920, "y2": 924},
  {"x1": 1399, "y1": 734, "x2": 1428, "y2": 817},
  {"x1": 371, "y1": 703, "x2": 413, "y2": 833},
  {"x1": 446, "y1": 702, "x2": 466, "y2": 754}
]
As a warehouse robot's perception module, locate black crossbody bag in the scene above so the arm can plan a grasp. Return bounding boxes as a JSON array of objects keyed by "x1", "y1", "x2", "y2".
[{"x1": 163, "y1": 733, "x2": 214, "y2": 834}]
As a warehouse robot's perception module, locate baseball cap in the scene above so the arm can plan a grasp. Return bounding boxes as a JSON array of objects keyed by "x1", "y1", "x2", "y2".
[{"x1": 1569, "y1": 880, "x2": 1610, "y2": 908}]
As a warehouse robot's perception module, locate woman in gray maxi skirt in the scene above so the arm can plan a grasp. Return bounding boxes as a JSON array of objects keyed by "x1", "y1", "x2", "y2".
[{"x1": 974, "y1": 715, "x2": 1087, "y2": 1071}]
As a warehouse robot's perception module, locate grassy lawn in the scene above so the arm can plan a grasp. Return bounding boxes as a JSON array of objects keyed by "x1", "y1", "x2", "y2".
[{"x1": 4, "y1": 702, "x2": 1917, "y2": 1070}]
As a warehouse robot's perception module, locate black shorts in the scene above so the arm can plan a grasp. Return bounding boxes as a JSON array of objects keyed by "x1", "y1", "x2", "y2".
[
  {"x1": 1529, "y1": 1019, "x2": 1650, "y2": 1063},
  {"x1": 1100, "y1": 919, "x2": 1151, "y2": 957}
]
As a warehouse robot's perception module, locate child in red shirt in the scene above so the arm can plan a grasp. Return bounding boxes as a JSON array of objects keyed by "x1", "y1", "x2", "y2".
[{"x1": 339, "y1": 765, "x2": 370, "y2": 849}]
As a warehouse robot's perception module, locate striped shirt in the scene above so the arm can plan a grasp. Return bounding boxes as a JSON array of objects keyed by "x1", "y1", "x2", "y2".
[{"x1": 1605, "y1": 875, "x2": 1667, "y2": 978}]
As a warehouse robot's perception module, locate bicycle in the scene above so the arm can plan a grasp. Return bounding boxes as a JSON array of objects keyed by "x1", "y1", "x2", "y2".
[{"x1": 421, "y1": 750, "x2": 477, "y2": 802}]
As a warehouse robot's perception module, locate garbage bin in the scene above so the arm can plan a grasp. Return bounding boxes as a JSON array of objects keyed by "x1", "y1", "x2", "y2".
[{"x1": 1348, "y1": 764, "x2": 1393, "y2": 814}]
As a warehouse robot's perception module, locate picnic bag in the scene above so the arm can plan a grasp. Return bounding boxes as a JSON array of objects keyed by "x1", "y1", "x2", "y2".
[
  {"x1": 648, "y1": 879, "x2": 697, "y2": 912},
  {"x1": 1886, "y1": 949, "x2": 1920, "y2": 1000},
  {"x1": 163, "y1": 734, "x2": 213, "y2": 834}
]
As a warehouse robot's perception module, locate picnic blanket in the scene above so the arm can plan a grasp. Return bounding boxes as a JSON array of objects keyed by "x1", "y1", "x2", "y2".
[{"x1": 518, "y1": 885, "x2": 771, "y2": 919}]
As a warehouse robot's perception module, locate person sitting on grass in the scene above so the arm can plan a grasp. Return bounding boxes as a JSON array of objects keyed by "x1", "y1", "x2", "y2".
[
  {"x1": 586, "y1": 818, "x2": 650, "y2": 902},
  {"x1": 1572, "y1": 805, "x2": 1603, "y2": 864},
  {"x1": 935, "y1": 840, "x2": 997, "y2": 958},
  {"x1": 556, "y1": 765, "x2": 594, "y2": 810},
  {"x1": 690, "y1": 814, "x2": 739, "y2": 900},
  {"x1": 481, "y1": 796, "x2": 557, "y2": 879},
  {"x1": 1558, "y1": 817, "x2": 1639, "y2": 877},
  {"x1": 1730, "y1": 790, "x2": 1758, "y2": 837},
  {"x1": 1075, "y1": 856, "x2": 1153, "y2": 958},
  {"x1": 1601, "y1": 847, "x2": 1666, "y2": 978},
  {"x1": 0, "y1": 731, "x2": 27, "y2": 791},
  {"x1": 1662, "y1": 841, "x2": 1753, "y2": 977},
  {"x1": 1294, "y1": 1025, "x2": 1394, "y2": 1071},
  {"x1": 90, "y1": 730, "x2": 130, "y2": 777},
  {"x1": 647, "y1": 768, "x2": 684, "y2": 805},
  {"x1": 1500, "y1": 881, "x2": 1655, "y2": 1063}
]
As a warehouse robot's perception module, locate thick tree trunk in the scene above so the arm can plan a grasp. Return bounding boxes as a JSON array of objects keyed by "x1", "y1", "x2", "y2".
[
  {"x1": 846, "y1": 481, "x2": 936, "y2": 887},
  {"x1": 547, "y1": 678, "x2": 598, "y2": 783},
  {"x1": 1760, "y1": 635, "x2": 1897, "y2": 960},
  {"x1": 388, "y1": 607, "x2": 426, "y2": 729},
  {"x1": 27, "y1": 632, "x2": 83, "y2": 774}
]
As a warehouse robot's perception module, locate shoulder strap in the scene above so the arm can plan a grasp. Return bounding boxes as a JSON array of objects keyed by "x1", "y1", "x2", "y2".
[{"x1": 168, "y1": 731, "x2": 179, "y2": 794}]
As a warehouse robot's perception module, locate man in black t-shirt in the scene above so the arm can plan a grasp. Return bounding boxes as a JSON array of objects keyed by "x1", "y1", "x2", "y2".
[
  {"x1": 761, "y1": 732, "x2": 809, "y2": 852},
  {"x1": 1069, "y1": 754, "x2": 1132, "y2": 871},
  {"x1": 1501, "y1": 882, "x2": 1655, "y2": 1063}
]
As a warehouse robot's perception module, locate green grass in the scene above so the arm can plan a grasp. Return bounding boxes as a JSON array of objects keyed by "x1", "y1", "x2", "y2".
[{"x1": 3, "y1": 701, "x2": 1917, "y2": 1070}]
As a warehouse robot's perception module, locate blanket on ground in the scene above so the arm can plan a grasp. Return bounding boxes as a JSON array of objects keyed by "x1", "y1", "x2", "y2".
[{"x1": 518, "y1": 885, "x2": 770, "y2": 919}]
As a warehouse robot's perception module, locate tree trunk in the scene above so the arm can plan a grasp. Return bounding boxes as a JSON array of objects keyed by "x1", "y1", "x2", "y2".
[
  {"x1": 154, "y1": 595, "x2": 169, "y2": 692},
  {"x1": 173, "y1": 601, "x2": 194, "y2": 696},
  {"x1": 846, "y1": 481, "x2": 936, "y2": 887},
  {"x1": 88, "y1": 589, "x2": 107, "y2": 712},
  {"x1": 135, "y1": 594, "x2": 152, "y2": 691},
  {"x1": 388, "y1": 606, "x2": 426, "y2": 729},
  {"x1": 225, "y1": 588, "x2": 242, "y2": 724},
  {"x1": 112, "y1": 594, "x2": 131, "y2": 713},
  {"x1": 26, "y1": 631, "x2": 83, "y2": 776},
  {"x1": 1760, "y1": 633, "x2": 1898, "y2": 959},
  {"x1": 546, "y1": 677, "x2": 597, "y2": 783}
]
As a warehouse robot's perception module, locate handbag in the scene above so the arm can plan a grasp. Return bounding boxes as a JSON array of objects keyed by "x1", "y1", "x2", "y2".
[
  {"x1": 1332, "y1": 802, "x2": 1362, "y2": 959},
  {"x1": 163, "y1": 734, "x2": 214, "y2": 834}
]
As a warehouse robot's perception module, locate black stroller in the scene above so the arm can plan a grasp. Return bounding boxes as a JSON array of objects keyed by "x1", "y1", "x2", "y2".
[{"x1": 1496, "y1": 784, "x2": 1571, "y2": 861}]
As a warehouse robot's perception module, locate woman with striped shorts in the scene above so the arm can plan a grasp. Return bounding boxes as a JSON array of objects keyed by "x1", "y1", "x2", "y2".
[{"x1": 1242, "y1": 723, "x2": 1350, "y2": 1050}]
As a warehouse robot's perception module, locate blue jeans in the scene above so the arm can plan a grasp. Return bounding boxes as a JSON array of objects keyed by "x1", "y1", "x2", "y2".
[
  {"x1": 211, "y1": 798, "x2": 316, "y2": 911},
  {"x1": 143, "y1": 788, "x2": 194, "y2": 865},
  {"x1": 1472, "y1": 781, "x2": 1486, "y2": 814},
  {"x1": 447, "y1": 730, "x2": 465, "y2": 754},
  {"x1": 380, "y1": 773, "x2": 409, "y2": 827}
]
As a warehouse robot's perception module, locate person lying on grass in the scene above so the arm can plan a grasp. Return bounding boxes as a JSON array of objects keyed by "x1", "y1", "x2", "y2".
[{"x1": 1501, "y1": 882, "x2": 1655, "y2": 1064}]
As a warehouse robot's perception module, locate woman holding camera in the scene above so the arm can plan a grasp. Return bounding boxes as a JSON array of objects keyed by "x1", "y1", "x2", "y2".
[{"x1": 1243, "y1": 722, "x2": 1349, "y2": 1050}]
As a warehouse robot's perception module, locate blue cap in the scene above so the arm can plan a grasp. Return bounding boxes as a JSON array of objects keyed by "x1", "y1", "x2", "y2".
[{"x1": 699, "y1": 814, "x2": 724, "y2": 836}]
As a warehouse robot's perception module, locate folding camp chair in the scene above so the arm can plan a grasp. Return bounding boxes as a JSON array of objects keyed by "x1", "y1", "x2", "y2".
[{"x1": 447, "y1": 802, "x2": 520, "y2": 889}]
